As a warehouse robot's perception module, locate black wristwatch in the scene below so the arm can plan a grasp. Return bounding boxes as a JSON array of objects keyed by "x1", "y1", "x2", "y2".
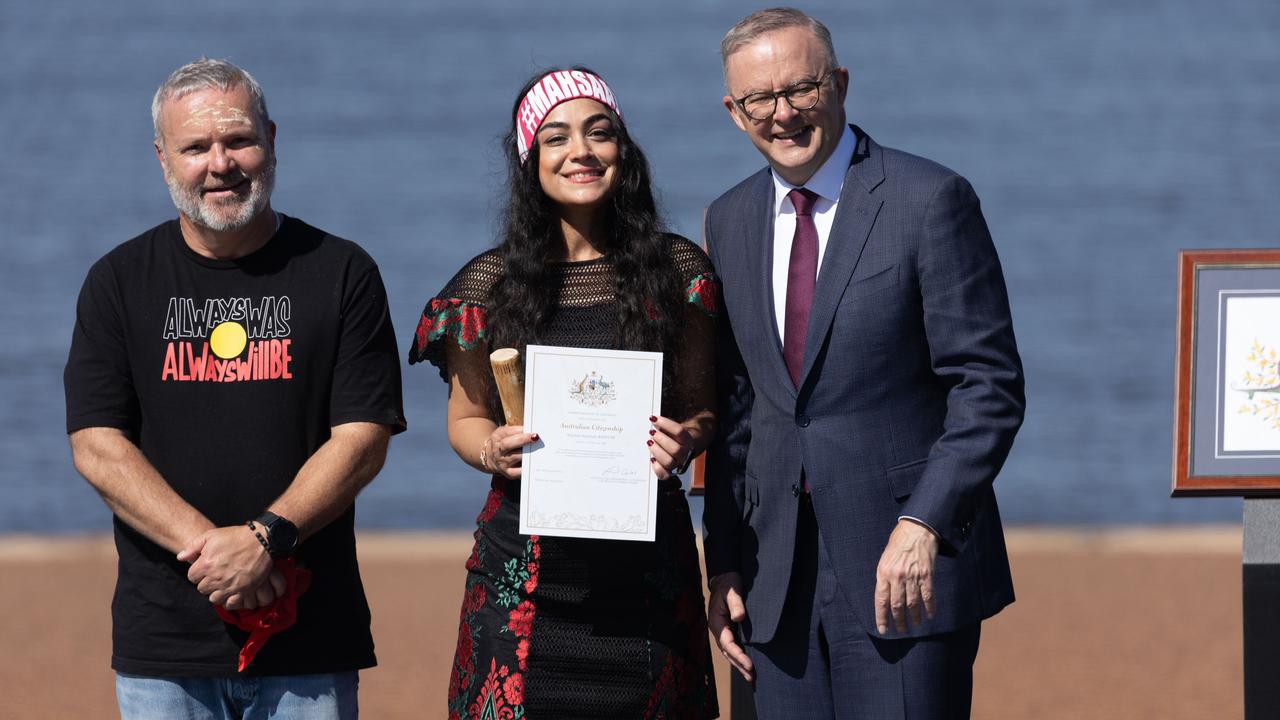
[{"x1": 254, "y1": 511, "x2": 299, "y2": 559}]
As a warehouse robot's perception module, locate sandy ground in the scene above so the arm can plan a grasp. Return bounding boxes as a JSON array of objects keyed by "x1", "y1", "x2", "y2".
[{"x1": 0, "y1": 527, "x2": 1242, "y2": 719}]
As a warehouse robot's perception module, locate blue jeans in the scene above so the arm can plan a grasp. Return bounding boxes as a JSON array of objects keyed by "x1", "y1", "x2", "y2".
[{"x1": 115, "y1": 671, "x2": 358, "y2": 720}]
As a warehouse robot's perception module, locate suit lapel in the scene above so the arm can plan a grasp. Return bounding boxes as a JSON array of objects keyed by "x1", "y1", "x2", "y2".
[
  {"x1": 741, "y1": 173, "x2": 796, "y2": 393},
  {"x1": 798, "y1": 127, "x2": 885, "y2": 387}
]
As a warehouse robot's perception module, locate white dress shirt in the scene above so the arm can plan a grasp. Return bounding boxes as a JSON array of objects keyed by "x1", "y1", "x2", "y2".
[{"x1": 769, "y1": 124, "x2": 858, "y2": 339}]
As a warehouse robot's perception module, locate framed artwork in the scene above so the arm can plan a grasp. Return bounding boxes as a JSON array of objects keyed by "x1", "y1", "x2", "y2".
[{"x1": 1175, "y1": 249, "x2": 1280, "y2": 495}]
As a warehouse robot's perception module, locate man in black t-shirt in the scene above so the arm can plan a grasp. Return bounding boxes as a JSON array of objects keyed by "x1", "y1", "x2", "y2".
[{"x1": 64, "y1": 59, "x2": 405, "y2": 719}]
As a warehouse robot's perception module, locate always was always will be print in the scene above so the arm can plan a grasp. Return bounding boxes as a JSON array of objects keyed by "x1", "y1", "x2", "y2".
[{"x1": 160, "y1": 295, "x2": 295, "y2": 383}]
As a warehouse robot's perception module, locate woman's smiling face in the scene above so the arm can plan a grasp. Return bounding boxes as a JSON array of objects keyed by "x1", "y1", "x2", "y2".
[{"x1": 535, "y1": 98, "x2": 621, "y2": 212}]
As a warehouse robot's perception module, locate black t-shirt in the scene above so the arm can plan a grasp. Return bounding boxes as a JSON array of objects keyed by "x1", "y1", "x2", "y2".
[{"x1": 64, "y1": 215, "x2": 406, "y2": 677}]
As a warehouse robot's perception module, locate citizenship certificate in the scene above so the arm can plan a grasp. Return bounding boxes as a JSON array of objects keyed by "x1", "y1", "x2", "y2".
[{"x1": 518, "y1": 344, "x2": 663, "y2": 542}]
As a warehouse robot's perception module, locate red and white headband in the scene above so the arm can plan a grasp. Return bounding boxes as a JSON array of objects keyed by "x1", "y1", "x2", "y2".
[{"x1": 515, "y1": 70, "x2": 622, "y2": 163}]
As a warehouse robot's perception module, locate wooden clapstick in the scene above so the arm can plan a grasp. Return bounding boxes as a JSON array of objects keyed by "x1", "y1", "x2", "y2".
[{"x1": 489, "y1": 348, "x2": 525, "y2": 426}]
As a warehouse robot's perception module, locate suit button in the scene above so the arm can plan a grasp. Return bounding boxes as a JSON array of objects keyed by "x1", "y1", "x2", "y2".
[{"x1": 796, "y1": 414, "x2": 811, "y2": 427}]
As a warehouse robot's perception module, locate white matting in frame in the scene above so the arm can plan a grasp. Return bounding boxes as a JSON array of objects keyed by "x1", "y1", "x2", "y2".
[{"x1": 1219, "y1": 292, "x2": 1280, "y2": 455}]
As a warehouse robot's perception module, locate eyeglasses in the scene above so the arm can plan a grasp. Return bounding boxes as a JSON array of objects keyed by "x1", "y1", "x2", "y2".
[{"x1": 733, "y1": 70, "x2": 836, "y2": 121}]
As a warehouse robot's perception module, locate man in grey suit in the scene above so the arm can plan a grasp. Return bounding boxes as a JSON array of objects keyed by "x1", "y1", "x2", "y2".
[{"x1": 702, "y1": 8, "x2": 1024, "y2": 718}]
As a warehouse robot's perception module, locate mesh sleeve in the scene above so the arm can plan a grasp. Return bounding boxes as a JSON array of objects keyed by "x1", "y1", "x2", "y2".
[{"x1": 406, "y1": 249, "x2": 504, "y2": 382}]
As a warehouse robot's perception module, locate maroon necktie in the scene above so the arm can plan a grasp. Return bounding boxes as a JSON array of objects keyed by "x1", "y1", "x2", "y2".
[{"x1": 783, "y1": 188, "x2": 819, "y2": 388}]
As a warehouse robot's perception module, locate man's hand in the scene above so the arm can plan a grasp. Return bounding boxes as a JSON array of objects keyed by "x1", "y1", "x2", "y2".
[
  {"x1": 707, "y1": 572, "x2": 753, "y2": 682},
  {"x1": 249, "y1": 569, "x2": 288, "y2": 610},
  {"x1": 178, "y1": 526, "x2": 273, "y2": 609},
  {"x1": 874, "y1": 519, "x2": 940, "y2": 634}
]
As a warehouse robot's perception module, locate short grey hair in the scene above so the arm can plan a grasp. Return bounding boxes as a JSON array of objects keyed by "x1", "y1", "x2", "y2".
[
  {"x1": 152, "y1": 58, "x2": 270, "y2": 143},
  {"x1": 720, "y1": 7, "x2": 839, "y2": 72}
]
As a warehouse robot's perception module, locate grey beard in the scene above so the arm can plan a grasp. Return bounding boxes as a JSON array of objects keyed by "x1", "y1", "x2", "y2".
[{"x1": 165, "y1": 159, "x2": 276, "y2": 232}]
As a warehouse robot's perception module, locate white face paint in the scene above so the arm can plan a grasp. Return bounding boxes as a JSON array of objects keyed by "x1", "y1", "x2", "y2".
[
  {"x1": 181, "y1": 101, "x2": 255, "y2": 136},
  {"x1": 156, "y1": 86, "x2": 275, "y2": 232}
]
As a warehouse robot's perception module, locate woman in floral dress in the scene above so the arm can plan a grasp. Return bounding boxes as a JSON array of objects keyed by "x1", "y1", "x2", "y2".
[{"x1": 408, "y1": 67, "x2": 720, "y2": 719}]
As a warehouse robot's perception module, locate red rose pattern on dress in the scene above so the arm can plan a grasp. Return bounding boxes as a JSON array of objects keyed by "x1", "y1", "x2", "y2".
[
  {"x1": 448, "y1": 485, "x2": 540, "y2": 720},
  {"x1": 684, "y1": 274, "x2": 720, "y2": 316},
  {"x1": 415, "y1": 298, "x2": 488, "y2": 358}
]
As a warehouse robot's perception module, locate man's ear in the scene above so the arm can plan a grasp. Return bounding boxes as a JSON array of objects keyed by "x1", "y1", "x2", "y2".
[
  {"x1": 723, "y1": 96, "x2": 749, "y2": 134},
  {"x1": 833, "y1": 67, "x2": 850, "y2": 106}
]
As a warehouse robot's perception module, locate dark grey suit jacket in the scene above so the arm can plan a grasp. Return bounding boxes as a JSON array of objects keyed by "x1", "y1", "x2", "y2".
[{"x1": 703, "y1": 126, "x2": 1023, "y2": 644}]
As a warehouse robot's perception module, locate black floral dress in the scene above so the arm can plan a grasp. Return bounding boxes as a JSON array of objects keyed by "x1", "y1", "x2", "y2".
[{"x1": 409, "y1": 236, "x2": 720, "y2": 720}]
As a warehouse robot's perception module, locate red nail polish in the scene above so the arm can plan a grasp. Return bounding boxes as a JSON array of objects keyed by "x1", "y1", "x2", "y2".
[
  {"x1": 531, "y1": 433, "x2": 539, "y2": 441},
  {"x1": 647, "y1": 440, "x2": 654, "y2": 446},
  {"x1": 649, "y1": 415, "x2": 657, "y2": 422},
  {"x1": 649, "y1": 429, "x2": 656, "y2": 436}
]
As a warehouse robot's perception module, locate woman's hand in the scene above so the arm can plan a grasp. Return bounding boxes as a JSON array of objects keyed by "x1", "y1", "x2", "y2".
[
  {"x1": 483, "y1": 426, "x2": 539, "y2": 480},
  {"x1": 647, "y1": 415, "x2": 697, "y2": 480}
]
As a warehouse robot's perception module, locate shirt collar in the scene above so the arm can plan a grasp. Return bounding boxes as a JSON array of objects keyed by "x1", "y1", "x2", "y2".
[{"x1": 771, "y1": 124, "x2": 858, "y2": 215}]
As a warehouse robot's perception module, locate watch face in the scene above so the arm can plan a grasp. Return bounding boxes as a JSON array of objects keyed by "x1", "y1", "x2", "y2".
[
  {"x1": 261, "y1": 513, "x2": 299, "y2": 557},
  {"x1": 272, "y1": 521, "x2": 298, "y2": 555}
]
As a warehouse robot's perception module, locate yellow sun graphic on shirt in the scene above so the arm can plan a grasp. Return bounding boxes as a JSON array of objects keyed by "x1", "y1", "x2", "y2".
[{"x1": 209, "y1": 321, "x2": 248, "y2": 359}]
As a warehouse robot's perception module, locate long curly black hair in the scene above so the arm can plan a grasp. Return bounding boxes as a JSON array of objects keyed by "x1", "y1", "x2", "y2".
[{"x1": 487, "y1": 67, "x2": 684, "y2": 365}]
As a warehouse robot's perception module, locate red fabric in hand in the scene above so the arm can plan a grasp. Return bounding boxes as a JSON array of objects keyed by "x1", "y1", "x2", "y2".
[{"x1": 214, "y1": 558, "x2": 312, "y2": 672}]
